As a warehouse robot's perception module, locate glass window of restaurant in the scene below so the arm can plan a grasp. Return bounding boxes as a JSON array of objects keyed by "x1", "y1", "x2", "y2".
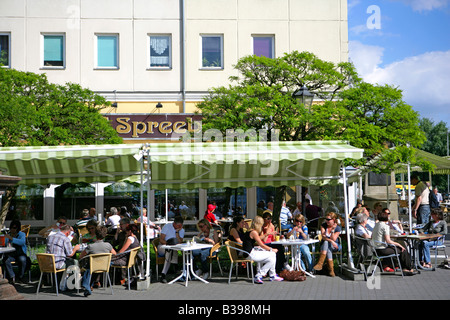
[
  {"x1": 207, "y1": 187, "x2": 247, "y2": 218},
  {"x1": 6, "y1": 184, "x2": 44, "y2": 222},
  {"x1": 54, "y1": 183, "x2": 95, "y2": 220},
  {"x1": 104, "y1": 181, "x2": 143, "y2": 219}
]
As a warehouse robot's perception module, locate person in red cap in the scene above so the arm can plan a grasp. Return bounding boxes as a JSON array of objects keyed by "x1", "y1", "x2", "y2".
[{"x1": 204, "y1": 204, "x2": 218, "y2": 225}]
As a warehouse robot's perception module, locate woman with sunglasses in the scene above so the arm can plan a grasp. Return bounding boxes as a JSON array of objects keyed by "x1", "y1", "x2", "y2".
[
  {"x1": 286, "y1": 214, "x2": 313, "y2": 272},
  {"x1": 192, "y1": 219, "x2": 220, "y2": 280},
  {"x1": 313, "y1": 212, "x2": 341, "y2": 277}
]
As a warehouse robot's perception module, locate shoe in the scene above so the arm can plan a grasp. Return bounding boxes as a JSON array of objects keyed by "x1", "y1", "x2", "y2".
[
  {"x1": 119, "y1": 279, "x2": 126, "y2": 286},
  {"x1": 195, "y1": 269, "x2": 203, "y2": 277},
  {"x1": 202, "y1": 272, "x2": 210, "y2": 280},
  {"x1": 93, "y1": 282, "x2": 101, "y2": 288},
  {"x1": 83, "y1": 290, "x2": 91, "y2": 297},
  {"x1": 383, "y1": 266, "x2": 394, "y2": 273},
  {"x1": 283, "y1": 263, "x2": 293, "y2": 271},
  {"x1": 160, "y1": 274, "x2": 167, "y2": 284},
  {"x1": 254, "y1": 276, "x2": 264, "y2": 284},
  {"x1": 270, "y1": 275, "x2": 284, "y2": 282}
]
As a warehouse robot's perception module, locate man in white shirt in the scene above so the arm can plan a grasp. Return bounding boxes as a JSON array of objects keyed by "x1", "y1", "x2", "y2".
[
  {"x1": 158, "y1": 216, "x2": 185, "y2": 283},
  {"x1": 411, "y1": 175, "x2": 431, "y2": 225}
]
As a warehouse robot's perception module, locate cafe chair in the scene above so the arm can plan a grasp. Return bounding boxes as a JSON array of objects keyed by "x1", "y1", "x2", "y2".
[
  {"x1": 352, "y1": 235, "x2": 374, "y2": 279},
  {"x1": 207, "y1": 242, "x2": 223, "y2": 278},
  {"x1": 224, "y1": 240, "x2": 255, "y2": 284},
  {"x1": 111, "y1": 247, "x2": 140, "y2": 290},
  {"x1": 432, "y1": 235, "x2": 448, "y2": 269},
  {"x1": 80, "y1": 253, "x2": 113, "y2": 295},
  {"x1": 36, "y1": 253, "x2": 66, "y2": 296},
  {"x1": 151, "y1": 238, "x2": 166, "y2": 279},
  {"x1": 366, "y1": 240, "x2": 404, "y2": 278}
]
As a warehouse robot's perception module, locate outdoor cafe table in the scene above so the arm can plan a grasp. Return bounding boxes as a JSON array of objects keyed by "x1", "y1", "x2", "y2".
[
  {"x1": 391, "y1": 233, "x2": 442, "y2": 272},
  {"x1": 271, "y1": 238, "x2": 319, "y2": 278},
  {"x1": 0, "y1": 246, "x2": 16, "y2": 277},
  {"x1": 160, "y1": 242, "x2": 213, "y2": 287}
]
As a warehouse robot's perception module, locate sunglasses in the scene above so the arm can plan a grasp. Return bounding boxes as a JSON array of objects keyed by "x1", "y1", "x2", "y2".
[{"x1": 325, "y1": 218, "x2": 333, "y2": 221}]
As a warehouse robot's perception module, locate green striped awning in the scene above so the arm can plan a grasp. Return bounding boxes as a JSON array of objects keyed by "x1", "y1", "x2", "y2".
[
  {"x1": 0, "y1": 144, "x2": 143, "y2": 185},
  {"x1": 146, "y1": 141, "x2": 364, "y2": 190}
]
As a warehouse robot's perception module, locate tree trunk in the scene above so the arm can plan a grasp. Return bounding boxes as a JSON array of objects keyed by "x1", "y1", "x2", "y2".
[
  {"x1": 0, "y1": 187, "x2": 17, "y2": 230},
  {"x1": 272, "y1": 185, "x2": 287, "y2": 230}
]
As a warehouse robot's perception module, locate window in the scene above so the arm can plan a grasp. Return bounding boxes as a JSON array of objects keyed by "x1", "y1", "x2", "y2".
[
  {"x1": 42, "y1": 34, "x2": 65, "y2": 67},
  {"x1": 96, "y1": 34, "x2": 119, "y2": 68},
  {"x1": 253, "y1": 36, "x2": 274, "y2": 58},
  {"x1": 0, "y1": 33, "x2": 10, "y2": 67},
  {"x1": 201, "y1": 35, "x2": 223, "y2": 68},
  {"x1": 149, "y1": 35, "x2": 171, "y2": 68}
]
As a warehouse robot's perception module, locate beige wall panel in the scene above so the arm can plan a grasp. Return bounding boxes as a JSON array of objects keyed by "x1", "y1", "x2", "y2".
[
  {"x1": 237, "y1": 20, "x2": 290, "y2": 58},
  {"x1": 289, "y1": 0, "x2": 341, "y2": 21},
  {"x1": 133, "y1": 19, "x2": 181, "y2": 92},
  {"x1": 289, "y1": 20, "x2": 343, "y2": 63},
  {"x1": 186, "y1": 0, "x2": 237, "y2": 20},
  {"x1": 0, "y1": 18, "x2": 25, "y2": 69},
  {"x1": 185, "y1": 19, "x2": 238, "y2": 92},
  {"x1": 238, "y1": 0, "x2": 288, "y2": 20},
  {"x1": 27, "y1": 0, "x2": 80, "y2": 19},
  {"x1": 26, "y1": 18, "x2": 81, "y2": 85},
  {"x1": 134, "y1": 0, "x2": 180, "y2": 19},
  {"x1": 79, "y1": 19, "x2": 134, "y2": 91},
  {"x1": 80, "y1": 0, "x2": 133, "y2": 19},
  {"x1": 0, "y1": 0, "x2": 25, "y2": 17}
]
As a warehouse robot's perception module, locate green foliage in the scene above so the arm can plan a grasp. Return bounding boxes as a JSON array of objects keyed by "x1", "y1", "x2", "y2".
[{"x1": 0, "y1": 68, "x2": 122, "y2": 146}]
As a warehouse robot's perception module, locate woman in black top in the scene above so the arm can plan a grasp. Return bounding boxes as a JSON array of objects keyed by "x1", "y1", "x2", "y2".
[
  {"x1": 241, "y1": 216, "x2": 284, "y2": 284},
  {"x1": 228, "y1": 216, "x2": 246, "y2": 244}
]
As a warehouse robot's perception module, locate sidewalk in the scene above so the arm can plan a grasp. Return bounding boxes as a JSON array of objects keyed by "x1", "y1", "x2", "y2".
[{"x1": 11, "y1": 240, "x2": 450, "y2": 302}]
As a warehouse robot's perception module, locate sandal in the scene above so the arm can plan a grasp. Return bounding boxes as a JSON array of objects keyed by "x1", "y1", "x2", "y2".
[{"x1": 423, "y1": 263, "x2": 432, "y2": 268}]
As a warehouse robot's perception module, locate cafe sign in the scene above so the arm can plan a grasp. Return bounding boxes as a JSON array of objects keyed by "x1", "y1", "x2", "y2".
[{"x1": 103, "y1": 114, "x2": 202, "y2": 140}]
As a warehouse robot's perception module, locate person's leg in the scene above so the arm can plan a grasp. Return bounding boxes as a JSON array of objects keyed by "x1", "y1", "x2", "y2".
[{"x1": 300, "y1": 244, "x2": 313, "y2": 272}]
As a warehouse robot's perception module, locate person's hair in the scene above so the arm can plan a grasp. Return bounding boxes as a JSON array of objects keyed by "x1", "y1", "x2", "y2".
[
  {"x1": 355, "y1": 207, "x2": 366, "y2": 215},
  {"x1": 9, "y1": 219, "x2": 21, "y2": 231},
  {"x1": 125, "y1": 224, "x2": 139, "y2": 234},
  {"x1": 230, "y1": 216, "x2": 244, "y2": 231},
  {"x1": 86, "y1": 219, "x2": 98, "y2": 229},
  {"x1": 431, "y1": 207, "x2": 444, "y2": 220},
  {"x1": 294, "y1": 214, "x2": 305, "y2": 224},
  {"x1": 373, "y1": 202, "x2": 382, "y2": 209},
  {"x1": 356, "y1": 213, "x2": 368, "y2": 224},
  {"x1": 197, "y1": 218, "x2": 211, "y2": 231},
  {"x1": 57, "y1": 216, "x2": 67, "y2": 223},
  {"x1": 60, "y1": 224, "x2": 71, "y2": 232},
  {"x1": 262, "y1": 211, "x2": 272, "y2": 220},
  {"x1": 110, "y1": 207, "x2": 118, "y2": 215},
  {"x1": 250, "y1": 216, "x2": 264, "y2": 234},
  {"x1": 304, "y1": 199, "x2": 311, "y2": 204},
  {"x1": 377, "y1": 210, "x2": 390, "y2": 222},
  {"x1": 80, "y1": 209, "x2": 89, "y2": 218},
  {"x1": 119, "y1": 217, "x2": 131, "y2": 225},
  {"x1": 173, "y1": 216, "x2": 184, "y2": 225},
  {"x1": 95, "y1": 225, "x2": 108, "y2": 240},
  {"x1": 410, "y1": 174, "x2": 420, "y2": 181}
]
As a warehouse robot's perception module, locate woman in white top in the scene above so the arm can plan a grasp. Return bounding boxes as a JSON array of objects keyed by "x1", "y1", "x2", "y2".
[{"x1": 371, "y1": 210, "x2": 414, "y2": 275}]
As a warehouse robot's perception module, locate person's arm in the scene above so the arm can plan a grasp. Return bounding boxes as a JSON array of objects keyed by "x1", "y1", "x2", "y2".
[
  {"x1": 119, "y1": 237, "x2": 132, "y2": 253},
  {"x1": 229, "y1": 228, "x2": 243, "y2": 244},
  {"x1": 250, "y1": 230, "x2": 277, "y2": 253}
]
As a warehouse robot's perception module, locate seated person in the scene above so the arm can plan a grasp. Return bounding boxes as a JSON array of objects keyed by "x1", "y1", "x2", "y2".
[
  {"x1": 81, "y1": 219, "x2": 98, "y2": 244},
  {"x1": 38, "y1": 216, "x2": 71, "y2": 239},
  {"x1": 418, "y1": 208, "x2": 448, "y2": 268},
  {"x1": 137, "y1": 208, "x2": 161, "y2": 240},
  {"x1": 111, "y1": 224, "x2": 145, "y2": 285},
  {"x1": 280, "y1": 201, "x2": 293, "y2": 230},
  {"x1": 106, "y1": 207, "x2": 121, "y2": 234},
  {"x1": 227, "y1": 216, "x2": 246, "y2": 244},
  {"x1": 158, "y1": 216, "x2": 185, "y2": 283},
  {"x1": 313, "y1": 212, "x2": 341, "y2": 277},
  {"x1": 192, "y1": 219, "x2": 220, "y2": 280},
  {"x1": 286, "y1": 214, "x2": 313, "y2": 272},
  {"x1": 204, "y1": 204, "x2": 219, "y2": 225},
  {"x1": 355, "y1": 213, "x2": 372, "y2": 239},
  {"x1": 79, "y1": 225, "x2": 116, "y2": 296},
  {"x1": 3, "y1": 220, "x2": 28, "y2": 284},
  {"x1": 304, "y1": 199, "x2": 322, "y2": 232},
  {"x1": 46, "y1": 224, "x2": 80, "y2": 270}
]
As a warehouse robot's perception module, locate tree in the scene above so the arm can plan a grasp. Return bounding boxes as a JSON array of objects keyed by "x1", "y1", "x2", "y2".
[
  {"x1": 196, "y1": 51, "x2": 425, "y2": 226},
  {"x1": 0, "y1": 68, "x2": 122, "y2": 227}
]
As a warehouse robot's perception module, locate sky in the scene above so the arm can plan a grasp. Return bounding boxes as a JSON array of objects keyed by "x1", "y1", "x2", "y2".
[{"x1": 347, "y1": 0, "x2": 450, "y2": 127}]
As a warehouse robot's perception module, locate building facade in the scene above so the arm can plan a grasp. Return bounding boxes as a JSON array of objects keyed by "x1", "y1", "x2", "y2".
[{"x1": 0, "y1": 0, "x2": 350, "y2": 229}]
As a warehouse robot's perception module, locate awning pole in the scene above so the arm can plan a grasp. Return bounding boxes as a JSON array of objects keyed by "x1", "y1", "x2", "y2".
[
  {"x1": 342, "y1": 165, "x2": 355, "y2": 269},
  {"x1": 146, "y1": 147, "x2": 151, "y2": 279},
  {"x1": 139, "y1": 151, "x2": 145, "y2": 279},
  {"x1": 407, "y1": 163, "x2": 412, "y2": 233}
]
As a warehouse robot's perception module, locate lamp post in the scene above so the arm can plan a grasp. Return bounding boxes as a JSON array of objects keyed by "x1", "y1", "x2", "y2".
[{"x1": 293, "y1": 85, "x2": 315, "y2": 109}]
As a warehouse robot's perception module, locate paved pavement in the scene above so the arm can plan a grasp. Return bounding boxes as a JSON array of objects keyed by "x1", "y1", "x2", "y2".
[{"x1": 10, "y1": 239, "x2": 450, "y2": 307}]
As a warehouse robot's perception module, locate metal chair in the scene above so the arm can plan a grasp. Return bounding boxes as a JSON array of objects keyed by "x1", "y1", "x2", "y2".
[
  {"x1": 36, "y1": 253, "x2": 66, "y2": 296},
  {"x1": 224, "y1": 240, "x2": 254, "y2": 284},
  {"x1": 111, "y1": 247, "x2": 140, "y2": 290},
  {"x1": 207, "y1": 242, "x2": 223, "y2": 278},
  {"x1": 366, "y1": 239, "x2": 404, "y2": 278},
  {"x1": 80, "y1": 253, "x2": 113, "y2": 295},
  {"x1": 431, "y1": 235, "x2": 448, "y2": 269}
]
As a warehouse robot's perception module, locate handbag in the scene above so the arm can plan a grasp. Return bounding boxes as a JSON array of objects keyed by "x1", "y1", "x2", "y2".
[{"x1": 280, "y1": 269, "x2": 307, "y2": 281}]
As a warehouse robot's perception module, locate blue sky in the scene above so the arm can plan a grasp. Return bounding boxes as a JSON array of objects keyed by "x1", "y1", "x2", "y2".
[{"x1": 347, "y1": 0, "x2": 450, "y2": 126}]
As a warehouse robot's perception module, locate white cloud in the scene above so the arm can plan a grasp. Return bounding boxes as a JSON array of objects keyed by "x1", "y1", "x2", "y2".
[
  {"x1": 349, "y1": 41, "x2": 450, "y2": 124},
  {"x1": 391, "y1": 0, "x2": 450, "y2": 12}
]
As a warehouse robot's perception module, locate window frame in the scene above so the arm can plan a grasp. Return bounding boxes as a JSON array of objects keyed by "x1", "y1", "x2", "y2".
[
  {"x1": 147, "y1": 34, "x2": 172, "y2": 70},
  {"x1": 0, "y1": 33, "x2": 11, "y2": 68},
  {"x1": 41, "y1": 33, "x2": 66, "y2": 69},
  {"x1": 95, "y1": 33, "x2": 119, "y2": 70},
  {"x1": 200, "y1": 34, "x2": 224, "y2": 70},
  {"x1": 252, "y1": 35, "x2": 275, "y2": 59}
]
